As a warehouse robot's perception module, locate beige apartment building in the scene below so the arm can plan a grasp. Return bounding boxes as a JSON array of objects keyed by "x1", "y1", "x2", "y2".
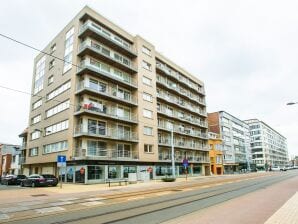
[{"x1": 23, "y1": 6, "x2": 209, "y2": 183}]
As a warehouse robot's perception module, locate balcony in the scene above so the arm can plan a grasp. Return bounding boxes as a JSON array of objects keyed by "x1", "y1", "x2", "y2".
[
  {"x1": 156, "y1": 77, "x2": 206, "y2": 106},
  {"x1": 158, "y1": 153, "x2": 210, "y2": 163},
  {"x1": 158, "y1": 139, "x2": 209, "y2": 151},
  {"x1": 74, "y1": 148, "x2": 139, "y2": 160},
  {"x1": 79, "y1": 20, "x2": 137, "y2": 58},
  {"x1": 74, "y1": 125, "x2": 138, "y2": 142},
  {"x1": 157, "y1": 124, "x2": 208, "y2": 140},
  {"x1": 77, "y1": 59, "x2": 137, "y2": 89},
  {"x1": 74, "y1": 105, "x2": 138, "y2": 124},
  {"x1": 156, "y1": 62, "x2": 205, "y2": 95},
  {"x1": 76, "y1": 81, "x2": 138, "y2": 106},
  {"x1": 78, "y1": 40, "x2": 137, "y2": 74},
  {"x1": 157, "y1": 107, "x2": 208, "y2": 129},
  {"x1": 157, "y1": 92, "x2": 207, "y2": 117}
]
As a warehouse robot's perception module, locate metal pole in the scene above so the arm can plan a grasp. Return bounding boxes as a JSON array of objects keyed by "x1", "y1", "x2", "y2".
[
  {"x1": 171, "y1": 129, "x2": 175, "y2": 178},
  {"x1": 60, "y1": 167, "x2": 62, "y2": 189}
]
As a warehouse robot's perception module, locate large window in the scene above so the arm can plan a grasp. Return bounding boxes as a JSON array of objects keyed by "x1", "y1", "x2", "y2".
[
  {"x1": 32, "y1": 99, "x2": 42, "y2": 110},
  {"x1": 31, "y1": 131, "x2": 40, "y2": 140},
  {"x1": 44, "y1": 141, "x2": 68, "y2": 154},
  {"x1": 33, "y1": 56, "x2": 46, "y2": 94},
  {"x1": 45, "y1": 120, "x2": 69, "y2": 135},
  {"x1": 63, "y1": 27, "x2": 74, "y2": 73},
  {"x1": 32, "y1": 114, "x2": 41, "y2": 124},
  {"x1": 144, "y1": 126, "x2": 153, "y2": 136},
  {"x1": 143, "y1": 109, "x2": 153, "y2": 118},
  {"x1": 46, "y1": 100, "x2": 70, "y2": 118},
  {"x1": 87, "y1": 141, "x2": 107, "y2": 157},
  {"x1": 29, "y1": 147, "x2": 38, "y2": 157},
  {"x1": 88, "y1": 166, "x2": 104, "y2": 180},
  {"x1": 143, "y1": 92, "x2": 152, "y2": 102},
  {"x1": 47, "y1": 81, "x2": 71, "y2": 100},
  {"x1": 142, "y1": 76, "x2": 152, "y2": 86},
  {"x1": 88, "y1": 119, "x2": 106, "y2": 135}
]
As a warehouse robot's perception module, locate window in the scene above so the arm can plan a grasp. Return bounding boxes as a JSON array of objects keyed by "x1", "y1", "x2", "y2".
[
  {"x1": 48, "y1": 75, "x2": 54, "y2": 85},
  {"x1": 142, "y1": 46, "x2": 151, "y2": 56},
  {"x1": 49, "y1": 59, "x2": 55, "y2": 69},
  {"x1": 143, "y1": 109, "x2": 153, "y2": 118},
  {"x1": 143, "y1": 92, "x2": 152, "y2": 102},
  {"x1": 33, "y1": 56, "x2": 46, "y2": 94},
  {"x1": 45, "y1": 120, "x2": 69, "y2": 135},
  {"x1": 144, "y1": 144, "x2": 153, "y2": 153},
  {"x1": 87, "y1": 140, "x2": 107, "y2": 156},
  {"x1": 50, "y1": 44, "x2": 56, "y2": 53},
  {"x1": 31, "y1": 131, "x2": 40, "y2": 140},
  {"x1": 46, "y1": 81, "x2": 71, "y2": 100},
  {"x1": 32, "y1": 114, "x2": 41, "y2": 124},
  {"x1": 46, "y1": 100, "x2": 70, "y2": 118},
  {"x1": 142, "y1": 76, "x2": 152, "y2": 86},
  {"x1": 63, "y1": 27, "x2": 74, "y2": 73},
  {"x1": 29, "y1": 147, "x2": 38, "y2": 157},
  {"x1": 44, "y1": 141, "x2": 68, "y2": 154},
  {"x1": 142, "y1": 60, "x2": 151, "y2": 71},
  {"x1": 32, "y1": 99, "x2": 42, "y2": 110},
  {"x1": 144, "y1": 126, "x2": 153, "y2": 136}
]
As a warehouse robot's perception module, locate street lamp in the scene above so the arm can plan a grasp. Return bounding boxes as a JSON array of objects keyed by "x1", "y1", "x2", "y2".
[{"x1": 286, "y1": 102, "x2": 298, "y2": 105}]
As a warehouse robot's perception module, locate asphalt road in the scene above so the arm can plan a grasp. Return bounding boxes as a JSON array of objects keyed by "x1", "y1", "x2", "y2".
[{"x1": 4, "y1": 170, "x2": 297, "y2": 224}]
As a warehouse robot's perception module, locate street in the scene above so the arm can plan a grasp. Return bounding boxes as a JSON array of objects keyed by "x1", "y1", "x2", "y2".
[{"x1": 0, "y1": 171, "x2": 297, "y2": 224}]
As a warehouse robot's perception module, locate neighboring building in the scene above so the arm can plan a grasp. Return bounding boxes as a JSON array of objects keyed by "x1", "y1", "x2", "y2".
[
  {"x1": 208, "y1": 132, "x2": 223, "y2": 175},
  {"x1": 244, "y1": 119, "x2": 288, "y2": 170},
  {"x1": 18, "y1": 128, "x2": 28, "y2": 174},
  {"x1": 208, "y1": 111, "x2": 251, "y2": 174},
  {"x1": 0, "y1": 143, "x2": 21, "y2": 175},
  {"x1": 23, "y1": 6, "x2": 208, "y2": 183}
]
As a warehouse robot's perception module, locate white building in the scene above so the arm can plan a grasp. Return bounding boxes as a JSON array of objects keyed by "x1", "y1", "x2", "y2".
[{"x1": 244, "y1": 119, "x2": 288, "y2": 170}]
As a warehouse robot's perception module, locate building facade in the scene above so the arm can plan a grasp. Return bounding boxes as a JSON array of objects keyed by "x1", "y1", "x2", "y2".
[
  {"x1": 208, "y1": 132, "x2": 223, "y2": 175},
  {"x1": 0, "y1": 143, "x2": 21, "y2": 175},
  {"x1": 23, "y1": 6, "x2": 209, "y2": 183},
  {"x1": 208, "y1": 111, "x2": 251, "y2": 174},
  {"x1": 244, "y1": 119, "x2": 288, "y2": 170}
]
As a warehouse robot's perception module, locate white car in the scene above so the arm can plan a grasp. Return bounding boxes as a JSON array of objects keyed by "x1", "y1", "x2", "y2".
[{"x1": 270, "y1": 166, "x2": 280, "y2": 171}]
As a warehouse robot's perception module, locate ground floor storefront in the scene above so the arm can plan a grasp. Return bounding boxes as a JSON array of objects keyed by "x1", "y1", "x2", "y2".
[{"x1": 22, "y1": 161, "x2": 210, "y2": 184}]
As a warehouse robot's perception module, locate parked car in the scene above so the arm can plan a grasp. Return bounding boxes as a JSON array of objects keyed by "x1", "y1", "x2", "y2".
[
  {"x1": 280, "y1": 167, "x2": 287, "y2": 171},
  {"x1": 270, "y1": 166, "x2": 280, "y2": 171},
  {"x1": 20, "y1": 174, "x2": 58, "y2": 187},
  {"x1": 1, "y1": 175, "x2": 27, "y2": 185}
]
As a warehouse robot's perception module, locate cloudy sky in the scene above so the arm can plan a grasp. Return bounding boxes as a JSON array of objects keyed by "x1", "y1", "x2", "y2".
[{"x1": 0, "y1": 0, "x2": 297, "y2": 156}]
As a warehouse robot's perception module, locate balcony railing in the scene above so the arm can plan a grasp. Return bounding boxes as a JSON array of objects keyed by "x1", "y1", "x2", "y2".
[
  {"x1": 158, "y1": 139, "x2": 209, "y2": 151},
  {"x1": 76, "y1": 81, "x2": 138, "y2": 105},
  {"x1": 156, "y1": 77, "x2": 206, "y2": 105},
  {"x1": 74, "y1": 125, "x2": 138, "y2": 142},
  {"x1": 74, "y1": 148, "x2": 139, "y2": 160},
  {"x1": 157, "y1": 92, "x2": 207, "y2": 116},
  {"x1": 79, "y1": 40, "x2": 137, "y2": 73},
  {"x1": 158, "y1": 153, "x2": 210, "y2": 163},
  {"x1": 157, "y1": 107, "x2": 208, "y2": 128},
  {"x1": 77, "y1": 59, "x2": 137, "y2": 88},
  {"x1": 79, "y1": 20, "x2": 137, "y2": 56},
  {"x1": 156, "y1": 62, "x2": 205, "y2": 95},
  {"x1": 158, "y1": 124, "x2": 208, "y2": 139},
  {"x1": 75, "y1": 105, "x2": 138, "y2": 123}
]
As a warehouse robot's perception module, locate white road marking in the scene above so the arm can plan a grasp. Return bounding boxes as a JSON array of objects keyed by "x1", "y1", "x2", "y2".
[
  {"x1": 59, "y1": 197, "x2": 79, "y2": 202},
  {"x1": 0, "y1": 214, "x2": 9, "y2": 220},
  {"x1": 80, "y1": 201, "x2": 104, "y2": 206},
  {"x1": 35, "y1": 207, "x2": 65, "y2": 214},
  {"x1": 156, "y1": 192, "x2": 171, "y2": 196},
  {"x1": 0, "y1": 206, "x2": 29, "y2": 213},
  {"x1": 127, "y1": 196, "x2": 145, "y2": 201},
  {"x1": 50, "y1": 201, "x2": 72, "y2": 206},
  {"x1": 85, "y1": 197, "x2": 105, "y2": 201}
]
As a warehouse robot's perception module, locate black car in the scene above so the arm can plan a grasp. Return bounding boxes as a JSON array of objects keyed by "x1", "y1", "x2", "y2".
[
  {"x1": 20, "y1": 174, "x2": 58, "y2": 187},
  {"x1": 1, "y1": 175, "x2": 27, "y2": 185}
]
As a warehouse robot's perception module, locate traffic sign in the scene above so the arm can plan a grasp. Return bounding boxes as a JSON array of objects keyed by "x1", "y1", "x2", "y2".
[
  {"x1": 57, "y1": 155, "x2": 66, "y2": 167},
  {"x1": 183, "y1": 159, "x2": 189, "y2": 168}
]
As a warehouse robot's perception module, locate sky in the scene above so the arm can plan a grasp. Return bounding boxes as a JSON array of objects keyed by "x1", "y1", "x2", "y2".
[{"x1": 0, "y1": 0, "x2": 297, "y2": 157}]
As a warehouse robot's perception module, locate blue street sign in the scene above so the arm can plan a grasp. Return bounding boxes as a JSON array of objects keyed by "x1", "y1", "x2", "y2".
[
  {"x1": 57, "y1": 155, "x2": 66, "y2": 163},
  {"x1": 183, "y1": 159, "x2": 189, "y2": 168},
  {"x1": 57, "y1": 155, "x2": 66, "y2": 167}
]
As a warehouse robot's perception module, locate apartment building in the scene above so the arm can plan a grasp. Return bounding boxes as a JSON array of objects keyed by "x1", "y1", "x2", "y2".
[
  {"x1": 208, "y1": 111, "x2": 251, "y2": 174},
  {"x1": 0, "y1": 143, "x2": 21, "y2": 175},
  {"x1": 244, "y1": 119, "x2": 288, "y2": 170},
  {"x1": 208, "y1": 132, "x2": 223, "y2": 175},
  {"x1": 23, "y1": 6, "x2": 208, "y2": 183}
]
